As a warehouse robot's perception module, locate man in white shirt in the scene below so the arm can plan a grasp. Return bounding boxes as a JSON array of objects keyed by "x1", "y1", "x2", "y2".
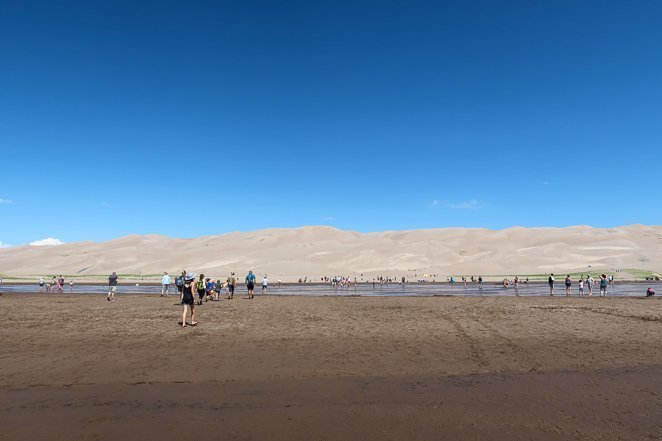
[
  {"x1": 262, "y1": 275, "x2": 268, "y2": 294},
  {"x1": 161, "y1": 272, "x2": 171, "y2": 297}
]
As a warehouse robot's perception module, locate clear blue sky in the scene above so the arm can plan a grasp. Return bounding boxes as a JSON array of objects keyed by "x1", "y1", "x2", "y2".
[{"x1": 1, "y1": 0, "x2": 660, "y2": 246}]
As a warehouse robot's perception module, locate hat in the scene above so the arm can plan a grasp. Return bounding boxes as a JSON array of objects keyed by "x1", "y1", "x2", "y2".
[{"x1": 185, "y1": 273, "x2": 195, "y2": 281}]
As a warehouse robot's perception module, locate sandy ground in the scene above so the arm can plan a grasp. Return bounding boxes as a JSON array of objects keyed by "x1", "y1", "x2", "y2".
[{"x1": 0, "y1": 293, "x2": 660, "y2": 440}]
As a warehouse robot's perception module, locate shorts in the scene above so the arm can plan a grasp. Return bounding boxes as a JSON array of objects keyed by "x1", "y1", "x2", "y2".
[
  {"x1": 247, "y1": 283, "x2": 255, "y2": 290},
  {"x1": 228, "y1": 284, "x2": 235, "y2": 293},
  {"x1": 109, "y1": 286, "x2": 117, "y2": 293}
]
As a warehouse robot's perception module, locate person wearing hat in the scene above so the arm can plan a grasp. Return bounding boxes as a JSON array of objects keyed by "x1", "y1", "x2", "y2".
[
  {"x1": 181, "y1": 273, "x2": 197, "y2": 327},
  {"x1": 262, "y1": 274, "x2": 268, "y2": 294}
]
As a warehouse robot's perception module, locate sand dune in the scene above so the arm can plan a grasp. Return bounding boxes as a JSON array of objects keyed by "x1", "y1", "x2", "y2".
[{"x1": 0, "y1": 225, "x2": 660, "y2": 280}]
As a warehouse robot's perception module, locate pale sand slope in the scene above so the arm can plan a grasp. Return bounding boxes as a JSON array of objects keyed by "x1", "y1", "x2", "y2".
[{"x1": 0, "y1": 225, "x2": 660, "y2": 280}]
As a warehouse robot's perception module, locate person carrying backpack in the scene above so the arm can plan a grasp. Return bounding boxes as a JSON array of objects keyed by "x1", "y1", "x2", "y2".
[
  {"x1": 245, "y1": 270, "x2": 256, "y2": 299},
  {"x1": 196, "y1": 274, "x2": 206, "y2": 305}
]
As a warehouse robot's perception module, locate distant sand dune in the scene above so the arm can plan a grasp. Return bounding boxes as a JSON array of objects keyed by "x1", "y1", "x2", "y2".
[{"x1": 0, "y1": 225, "x2": 660, "y2": 280}]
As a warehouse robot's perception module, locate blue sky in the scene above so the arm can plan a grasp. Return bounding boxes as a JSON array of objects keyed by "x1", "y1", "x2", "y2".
[{"x1": 1, "y1": 0, "x2": 661, "y2": 246}]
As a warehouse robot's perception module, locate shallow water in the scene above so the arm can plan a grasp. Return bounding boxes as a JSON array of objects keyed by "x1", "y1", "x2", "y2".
[{"x1": 1, "y1": 282, "x2": 659, "y2": 297}]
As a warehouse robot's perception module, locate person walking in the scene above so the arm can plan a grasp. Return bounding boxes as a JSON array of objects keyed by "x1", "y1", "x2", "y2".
[
  {"x1": 180, "y1": 273, "x2": 197, "y2": 327},
  {"x1": 69, "y1": 280, "x2": 74, "y2": 292},
  {"x1": 548, "y1": 274, "x2": 555, "y2": 296},
  {"x1": 39, "y1": 277, "x2": 45, "y2": 292},
  {"x1": 161, "y1": 272, "x2": 171, "y2": 297},
  {"x1": 262, "y1": 275, "x2": 268, "y2": 294},
  {"x1": 564, "y1": 275, "x2": 572, "y2": 296},
  {"x1": 245, "y1": 270, "x2": 256, "y2": 299},
  {"x1": 107, "y1": 272, "x2": 119, "y2": 301},
  {"x1": 213, "y1": 279, "x2": 223, "y2": 301},
  {"x1": 226, "y1": 272, "x2": 236, "y2": 299},
  {"x1": 599, "y1": 274, "x2": 608, "y2": 297},
  {"x1": 196, "y1": 274, "x2": 206, "y2": 305},
  {"x1": 175, "y1": 270, "x2": 186, "y2": 303}
]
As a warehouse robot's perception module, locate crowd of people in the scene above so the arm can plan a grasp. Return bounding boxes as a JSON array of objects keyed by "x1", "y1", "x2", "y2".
[
  {"x1": 38, "y1": 275, "x2": 75, "y2": 292},
  {"x1": 545, "y1": 273, "x2": 614, "y2": 297},
  {"x1": 24, "y1": 269, "x2": 656, "y2": 329}
]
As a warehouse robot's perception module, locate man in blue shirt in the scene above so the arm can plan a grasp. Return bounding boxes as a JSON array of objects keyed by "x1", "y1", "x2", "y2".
[{"x1": 245, "y1": 270, "x2": 256, "y2": 299}]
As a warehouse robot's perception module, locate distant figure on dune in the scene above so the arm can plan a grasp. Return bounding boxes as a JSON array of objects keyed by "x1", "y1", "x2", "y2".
[
  {"x1": 107, "y1": 272, "x2": 119, "y2": 301},
  {"x1": 161, "y1": 272, "x2": 171, "y2": 297},
  {"x1": 548, "y1": 274, "x2": 555, "y2": 296},
  {"x1": 245, "y1": 270, "x2": 256, "y2": 299},
  {"x1": 180, "y1": 273, "x2": 197, "y2": 328}
]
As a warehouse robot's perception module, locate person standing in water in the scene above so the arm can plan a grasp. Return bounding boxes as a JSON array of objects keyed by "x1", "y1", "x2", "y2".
[
  {"x1": 564, "y1": 275, "x2": 572, "y2": 296},
  {"x1": 578, "y1": 277, "x2": 585, "y2": 297},
  {"x1": 161, "y1": 272, "x2": 171, "y2": 297},
  {"x1": 39, "y1": 277, "x2": 45, "y2": 292},
  {"x1": 226, "y1": 272, "x2": 236, "y2": 299},
  {"x1": 107, "y1": 272, "x2": 119, "y2": 301},
  {"x1": 599, "y1": 274, "x2": 608, "y2": 297},
  {"x1": 262, "y1": 274, "x2": 268, "y2": 294},
  {"x1": 245, "y1": 270, "x2": 256, "y2": 299},
  {"x1": 587, "y1": 274, "x2": 594, "y2": 296},
  {"x1": 548, "y1": 274, "x2": 555, "y2": 296},
  {"x1": 180, "y1": 273, "x2": 197, "y2": 327},
  {"x1": 69, "y1": 279, "x2": 74, "y2": 292}
]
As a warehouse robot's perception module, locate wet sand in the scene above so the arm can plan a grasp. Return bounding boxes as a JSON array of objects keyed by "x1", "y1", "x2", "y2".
[{"x1": 0, "y1": 294, "x2": 660, "y2": 440}]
